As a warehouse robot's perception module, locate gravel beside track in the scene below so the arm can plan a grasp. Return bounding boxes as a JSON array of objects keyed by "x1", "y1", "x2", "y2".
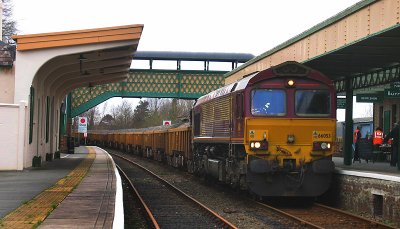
[
  {"x1": 110, "y1": 150, "x2": 299, "y2": 228},
  {"x1": 120, "y1": 172, "x2": 148, "y2": 228}
]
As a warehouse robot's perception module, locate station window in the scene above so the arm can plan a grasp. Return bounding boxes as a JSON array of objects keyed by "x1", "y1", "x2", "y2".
[{"x1": 29, "y1": 86, "x2": 34, "y2": 144}]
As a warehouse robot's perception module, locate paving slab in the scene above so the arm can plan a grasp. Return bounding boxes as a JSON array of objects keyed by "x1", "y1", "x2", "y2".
[
  {"x1": 0, "y1": 152, "x2": 86, "y2": 218},
  {"x1": 39, "y1": 147, "x2": 117, "y2": 229}
]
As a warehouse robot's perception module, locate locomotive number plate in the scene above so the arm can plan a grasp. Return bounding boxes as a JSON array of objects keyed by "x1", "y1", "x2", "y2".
[{"x1": 312, "y1": 131, "x2": 332, "y2": 140}]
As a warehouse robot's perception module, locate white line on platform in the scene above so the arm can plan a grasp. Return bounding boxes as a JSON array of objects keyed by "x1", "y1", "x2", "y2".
[
  {"x1": 61, "y1": 154, "x2": 70, "y2": 158},
  {"x1": 335, "y1": 168, "x2": 400, "y2": 183},
  {"x1": 95, "y1": 146, "x2": 124, "y2": 229}
]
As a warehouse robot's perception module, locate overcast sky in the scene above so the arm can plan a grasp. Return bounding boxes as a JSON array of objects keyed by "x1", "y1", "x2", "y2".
[
  {"x1": 12, "y1": 0, "x2": 369, "y2": 120},
  {"x1": 13, "y1": 0, "x2": 362, "y2": 55}
]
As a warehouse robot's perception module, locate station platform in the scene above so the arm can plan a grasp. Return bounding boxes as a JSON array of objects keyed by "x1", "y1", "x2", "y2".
[
  {"x1": 333, "y1": 156, "x2": 400, "y2": 181},
  {"x1": 0, "y1": 146, "x2": 123, "y2": 229},
  {"x1": 326, "y1": 156, "x2": 400, "y2": 226}
]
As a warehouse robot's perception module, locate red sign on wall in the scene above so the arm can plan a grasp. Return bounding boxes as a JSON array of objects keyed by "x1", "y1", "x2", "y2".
[{"x1": 78, "y1": 117, "x2": 87, "y2": 133}]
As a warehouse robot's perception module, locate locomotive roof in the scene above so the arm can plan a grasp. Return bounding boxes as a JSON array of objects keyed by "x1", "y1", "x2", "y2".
[{"x1": 195, "y1": 61, "x2": 331, "y2": 106}]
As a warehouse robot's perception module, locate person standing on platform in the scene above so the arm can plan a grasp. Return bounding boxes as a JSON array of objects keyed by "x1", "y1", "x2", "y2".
[
  {"x1": 353, "y1": 125, "x2": 362, "y2": 163},
  {"x1": 373, "y1": 127, "x2": 384, "y2": 150},
  {"x1": 384, "y1": 122, "x2": 399, "y2": 167}
]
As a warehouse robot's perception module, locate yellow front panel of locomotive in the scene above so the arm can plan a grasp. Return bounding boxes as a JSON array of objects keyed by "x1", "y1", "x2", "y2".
[{"x1": 244, "y1": 118, "x2": 336, "y2": 166}]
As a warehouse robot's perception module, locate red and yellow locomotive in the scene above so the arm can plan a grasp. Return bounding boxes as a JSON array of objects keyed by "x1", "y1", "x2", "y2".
[
  {"x1": 191, "y1": 61, "x2": 336, "y2": 196},
  {"x1": 86, "y1": 61, "x2": 336, "y2": 197}
]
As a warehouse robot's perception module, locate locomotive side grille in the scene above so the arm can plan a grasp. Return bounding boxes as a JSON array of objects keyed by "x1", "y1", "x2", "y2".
[
  {"x1": 213, "y1": 96, "x2": 231, "y2": 136},
  {"x1": 201, "y1": 101, "x2": 214, "y2": 136},
  {"x1": 200, "y1": 95, "x2": 231, "y2": 137}
]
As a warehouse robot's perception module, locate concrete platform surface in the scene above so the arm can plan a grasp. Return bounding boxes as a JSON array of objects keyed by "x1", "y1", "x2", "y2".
[
  {"x1": 40, "y1": 146, "x2": 123, "y2": 228},
  {"x1": 333, "y1": 156, "x2": 400, "y2": 185},
  {"x1": 333, "y1": 157, "x2": 399, "y2": 177},
  {"x1": 0, "y1": 152, "x2": 85, "y2": 218},
  {"x1": 0, "y1": 146, "x2": 123, "y2": 229}
]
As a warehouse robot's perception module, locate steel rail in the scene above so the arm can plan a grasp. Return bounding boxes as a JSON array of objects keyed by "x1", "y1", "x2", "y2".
[
  {"x1": 116, "y1": 164, "x2": 160, "y2": 229},
  {"x1": 254, "y1": 200, "x2": 323, "y2": 229},
  {"x1": 111, "y1": 152, "x2": 238, "y2": 229},
  {"x1": 255, "y1": 200, "x2": 397, "y2": 229},
  {"x1": 315, "y1": 203, "x2": 397, "y2": 229}
]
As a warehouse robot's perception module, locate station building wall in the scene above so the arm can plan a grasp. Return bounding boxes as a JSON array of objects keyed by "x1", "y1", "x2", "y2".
[
  {"x1": 0, "y1": 102, "x2": 26, "y2": 170},
  {"x1": 0, "y1": 67, "x2": 15, "y2": 103},
  {"x1": 373, "y1": 99, "x2": 400, "y2": 135}
]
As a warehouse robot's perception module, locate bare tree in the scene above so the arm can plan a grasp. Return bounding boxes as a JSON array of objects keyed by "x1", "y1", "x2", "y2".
[
  {"x1": 112, "y1": 100, "x2": 134, "y2": 129},
  {"x1": 2, "y1": 0, "x2": 17, "y2": 44},
  {"x1": 147, "y1": 98, "x2": 160, "y2": 112},
  {"x1": 101, "y1": 101, "x2": 108, "y2": 117}
]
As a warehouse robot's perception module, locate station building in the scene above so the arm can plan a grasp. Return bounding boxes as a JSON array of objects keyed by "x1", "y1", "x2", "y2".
[{"x1": 0, "y1": 24, "x2": 143, "y2": 170}]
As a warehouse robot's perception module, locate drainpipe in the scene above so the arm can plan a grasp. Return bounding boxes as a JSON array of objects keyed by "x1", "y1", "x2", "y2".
[{"x1": 344, "y1": 77, "x2": 353, "y2": 165}]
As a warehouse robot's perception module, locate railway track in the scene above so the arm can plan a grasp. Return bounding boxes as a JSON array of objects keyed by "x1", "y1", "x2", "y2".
[
  {"x1": 256, "y1": 201, "x2": 397, "y2": 229},
  {"x1": 112, "y1": 153, "x2": 237, "y2": 229},
  {"x1": 110, "y1": 150, "x2": 397, "y2": 228}
]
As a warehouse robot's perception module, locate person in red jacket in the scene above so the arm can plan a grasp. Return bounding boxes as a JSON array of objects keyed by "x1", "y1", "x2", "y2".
[
  {"x1": 373, "y1": 127, "x2": 384, "y2": 150},
  {"x1": 353, "y1": 126, "x2": 362, "y2": 163}
]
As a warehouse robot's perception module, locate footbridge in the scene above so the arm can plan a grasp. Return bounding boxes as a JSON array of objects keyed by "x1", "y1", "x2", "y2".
[{"x1": 70, "y1": 51, "x2": 254, "y2": 117}]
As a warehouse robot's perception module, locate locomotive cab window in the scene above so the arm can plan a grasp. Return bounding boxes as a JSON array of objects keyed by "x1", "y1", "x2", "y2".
[
  {"x1": 251, "y1": 89, "x2": 286, "y2": 116},
  {"x1": 295, "y1": 90, "x2": 331, "y2": 116}
]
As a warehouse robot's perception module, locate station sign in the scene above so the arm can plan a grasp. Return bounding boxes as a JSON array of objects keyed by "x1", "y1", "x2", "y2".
[
  {"x1": 78, "y1": 117, "x2": 88, "y2": 133},
  {"x1": 163, "y1": 120, "x2": 171, "y2": 126},
  {"x1": 390, "y1": 82, "x2": 400, "y2": 89},
  {"x1": 337, "y1": 98, "x2": 346, "y2": 109},
  {"x1": 356, "y1": 93, "x2": 383, "y2": 103},
  {"x1": 384, "y1": 88, "x2": 400, "y2": 98}
]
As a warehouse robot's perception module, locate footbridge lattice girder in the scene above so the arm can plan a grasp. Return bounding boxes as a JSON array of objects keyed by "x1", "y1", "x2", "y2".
[
  {"x1": 71, "y1": 69, "x2": 226, "y2": 116},
  {"x1": 335, "y1": 64, "x2": 400, "y2": 93}
]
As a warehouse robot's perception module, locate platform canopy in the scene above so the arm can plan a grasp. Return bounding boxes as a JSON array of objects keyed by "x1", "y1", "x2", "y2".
[
  {"x1": 224, "y1": 0, "x2": 400, "y2": 93},
  {"x1": 12, "y1": 24, "x2": 144, "y2": 103}
]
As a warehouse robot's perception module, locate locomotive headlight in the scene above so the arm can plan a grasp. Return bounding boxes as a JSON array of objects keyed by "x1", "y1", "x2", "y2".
[
  {"x1": 286, "y1": 79, "x2": 295, "y2": 87},
  {"x1": 313, "y1": 141, "x2": 332, "y2": 151},
  {"x1": 250, "y1": 141, "x2": 268, "y2": 150}
]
